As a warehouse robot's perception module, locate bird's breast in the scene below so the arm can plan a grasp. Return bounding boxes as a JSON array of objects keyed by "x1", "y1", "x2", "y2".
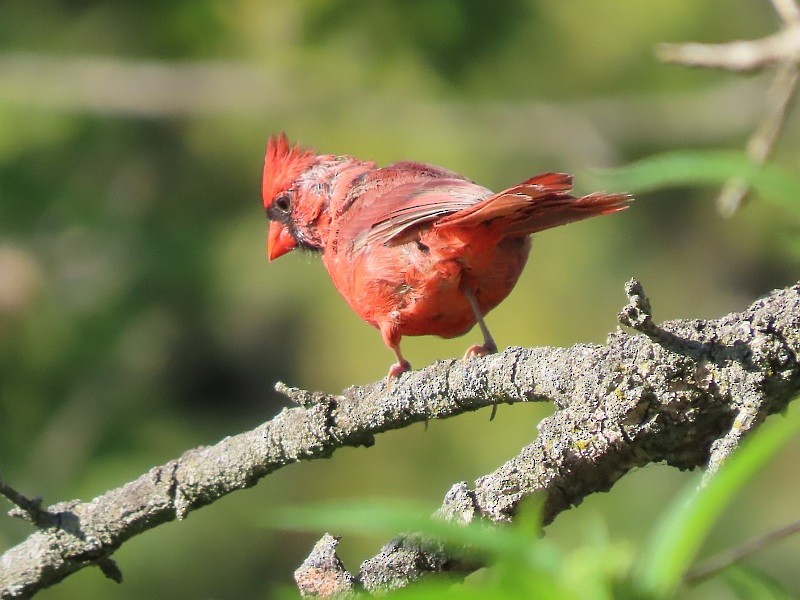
[{"x1": 322, "y1": 227, "x2": 531, "y2": 340}]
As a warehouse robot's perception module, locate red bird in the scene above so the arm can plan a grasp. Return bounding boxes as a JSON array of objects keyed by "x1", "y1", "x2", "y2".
[{"x1": 263, "y1": 134, "x2": 629, "y2": 382}]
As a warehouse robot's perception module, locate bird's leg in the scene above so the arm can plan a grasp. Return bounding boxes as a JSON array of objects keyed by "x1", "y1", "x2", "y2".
[
  {"x1": 381, "y1": 321, "x2": 411, "y2": 388},
  {"x1": 387, "y1": 345, "x2": 412, "y2": 381},
  {"x1": 385, "y1": 345, "x2": 412, "y2": 391},
  {"x1": 462, "y1": 288, "x2": 501, "y2": 420},
  {"x1": 462, "y1": 288, "x2": 497, "y2": 359}
]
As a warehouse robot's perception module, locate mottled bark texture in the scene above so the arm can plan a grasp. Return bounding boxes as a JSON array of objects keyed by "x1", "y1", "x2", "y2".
[
  {"x1": 321, "y1": 279, "x2": 800, "y2": 595},
  {"x1": 2, "y1": 280, "x2": 799, "y2": 599}
]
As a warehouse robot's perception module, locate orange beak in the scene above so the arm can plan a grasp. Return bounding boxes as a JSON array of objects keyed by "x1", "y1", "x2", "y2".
[{"x1": 267, "y1": 221, "x2": 298, "y2": 261}]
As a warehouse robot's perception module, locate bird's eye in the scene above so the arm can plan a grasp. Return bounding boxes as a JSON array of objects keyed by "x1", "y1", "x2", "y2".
[{"x1": 274, "y1": 194, "x2": 291, "y2": 213}]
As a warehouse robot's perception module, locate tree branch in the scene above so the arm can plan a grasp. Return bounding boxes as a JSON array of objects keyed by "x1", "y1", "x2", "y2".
[
  {"x1": 715, "y1": 63, "x2": 799, "y2": 216},
  {"x1": 0, "y1": 480, "x2": 52, "y2": 530},
  {"x1": 2, "y1": 281, "x2": 800, "y2": 598},
  {"x1": 304, "y1": 281, "x2": 800, "y2": 595},
  {"x1": 771, "y1": 0, "x2": 800, "y2": 25},
  {"x1": 656, "y1": 24, "x2": 800, "y2": 71},
  {"x1": 656, "y1": 6, "x2": 800, "y2": 216}
]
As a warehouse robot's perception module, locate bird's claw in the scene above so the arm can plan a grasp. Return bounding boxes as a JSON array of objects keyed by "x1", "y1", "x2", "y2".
[
  {"x1": 386, "y1": 359, "x2": 412, "y2": 390},
  {"x1": 463, "y1": 341, "x2": 498, "y2": 361}
]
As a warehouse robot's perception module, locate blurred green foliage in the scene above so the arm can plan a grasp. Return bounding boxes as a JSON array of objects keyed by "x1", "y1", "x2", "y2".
[
  {"x1": 275, "y1": 404, "x2": 800, "y2": 598},
  {"x1": 598, "y1": 150, "x2": 800, "y2": 213},
  {"x1": 0, "y1": 1, "x2": 798, "y2": 598}
]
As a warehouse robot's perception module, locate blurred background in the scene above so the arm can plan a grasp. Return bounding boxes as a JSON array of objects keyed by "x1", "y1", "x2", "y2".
[{"x1": 1, "y1": 1, "x2": 798, "y2": 598}]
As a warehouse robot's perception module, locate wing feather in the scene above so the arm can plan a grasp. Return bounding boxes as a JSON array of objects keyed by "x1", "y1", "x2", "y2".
[
  {"x1": 434, "y1": 172, "x2": 573, "y2": 228},
  {"x1": 435, "y1": 172, "x2": 630, "y2": 235},
  {"x1": 343, "y1": 178, "x2": 491, "y2": 249},
  {"x1": 339, "y1": 169, "x2": 626, "y2": 251}
]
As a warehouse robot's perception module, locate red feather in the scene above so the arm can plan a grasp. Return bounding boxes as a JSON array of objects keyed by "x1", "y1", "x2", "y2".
[{"x1": 262, "y1": 137, "x2": 631, "y2": 382}]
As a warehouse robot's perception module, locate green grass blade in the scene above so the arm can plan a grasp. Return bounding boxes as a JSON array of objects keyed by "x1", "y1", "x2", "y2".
[
  {"x1": 636, "y1": 405, "x2": 800, "y2": 597},
  {"x1": 723, "y1": 564, "x2": 796, "y2": 600}
]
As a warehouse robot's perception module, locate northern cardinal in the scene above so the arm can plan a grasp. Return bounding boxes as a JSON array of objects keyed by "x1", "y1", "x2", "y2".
[{"x1": 263, "y1": 134, "x2": 629, "y2": 382}]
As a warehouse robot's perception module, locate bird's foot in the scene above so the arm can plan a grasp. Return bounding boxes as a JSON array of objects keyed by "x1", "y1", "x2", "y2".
[
  {"x1": 463, "y1": 341, "x2": 498, "y2": 361},
  {"x1": 386, "y1": 359, "x2": 412, "y2": 390}
]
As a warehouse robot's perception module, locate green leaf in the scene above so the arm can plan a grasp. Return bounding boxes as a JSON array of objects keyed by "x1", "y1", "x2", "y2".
[
  {"x1": 270, "y1": 497, "x2": 560, "y2": 571},
  {"x1": 723, "y1": 564, "x2": 795, "y2": 600},
  {"x1": 635, "y1": 405, "x2": 800, "y2": 597},
  {"x1": 595, "y1": 151, "x2": 800, "y2": 213},
  {"x1": 269, "y1": 497, "x2": 581, "y2": 600}
]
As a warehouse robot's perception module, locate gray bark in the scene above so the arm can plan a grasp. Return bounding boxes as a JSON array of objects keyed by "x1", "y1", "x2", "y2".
[{"x1": 1, "y1": 280, "x2": 798, "y2": 599}]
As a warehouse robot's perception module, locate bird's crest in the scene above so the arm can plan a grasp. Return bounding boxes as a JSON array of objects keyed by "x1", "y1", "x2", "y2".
[{"x1": 262, "y1": 133, "x2": 316, "y2": 209}]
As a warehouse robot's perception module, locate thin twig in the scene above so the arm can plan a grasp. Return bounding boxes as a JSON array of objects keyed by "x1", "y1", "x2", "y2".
[
  {"x1": 657, "y1": 7, "x2": 800, "y2": 217},
  {"x1": 771, "y1": 0, "x2": 800, "y2": 24},
  {"x1": 685, "y1": 518, "x2": 800, "y2": 584},
  {"x1": 717, "y1": 63, "x2": 799, "y2": 216},
  {"x1": 657, "y1": 25, "x2": 800, "y2": 71},
  {"x1": 0, "y1": 477, "x2": 55, "y2": 528}
]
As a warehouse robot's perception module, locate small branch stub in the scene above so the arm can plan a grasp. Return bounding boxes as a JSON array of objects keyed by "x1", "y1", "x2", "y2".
[
  {"x1": 275, "y1": 381, "x2": 333, "y2": 408},
  {"x1": 96, "y1": 557, "x2": 124, "y2": 584},
  {"x1": 0, "y1": 477, "x2": 55, "y2": 529},
  {"x1": 618, "y1": 278, "x2": 660, "y2": 339},
  {"x1": 294, "y1": 534, "x2": 354, "y2": 599}
]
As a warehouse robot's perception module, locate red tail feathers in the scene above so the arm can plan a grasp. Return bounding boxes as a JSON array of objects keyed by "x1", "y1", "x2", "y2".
[{"x1": 435, "y1": 172, "x2": 630, "y2": 237}]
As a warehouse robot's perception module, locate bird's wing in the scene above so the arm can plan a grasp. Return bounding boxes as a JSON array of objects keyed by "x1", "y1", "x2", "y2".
[
  {"x1": 433, "y1": 173, "x2": 573, "y2": 229},
  {"x1": 344, "y1": 176, "x2": 492, "y2": 249},
  {"x1": 434, "y1": 172, "x2": 628, "y2": 236}
]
